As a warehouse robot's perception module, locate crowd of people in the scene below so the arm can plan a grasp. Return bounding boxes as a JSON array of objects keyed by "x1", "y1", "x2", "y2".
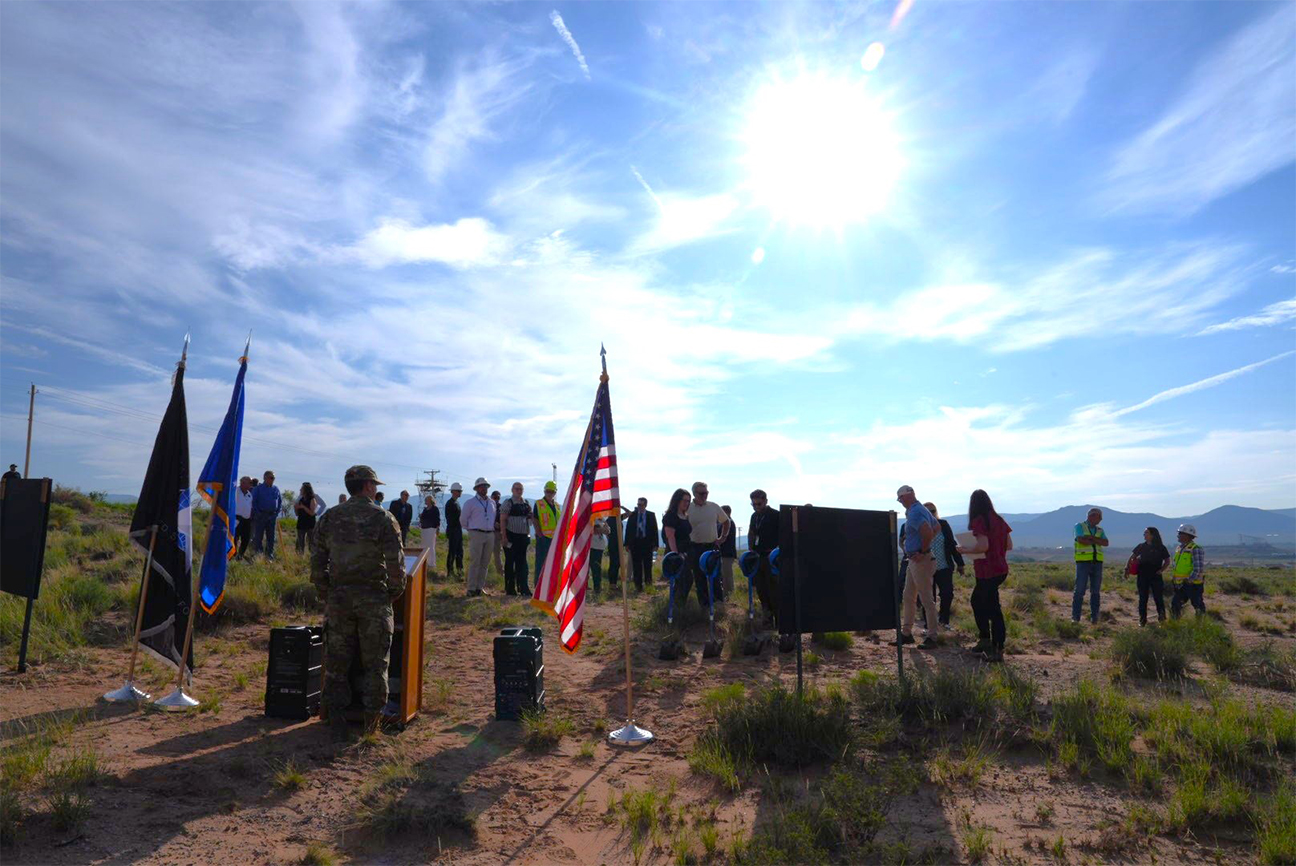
[{"x1": 230, "y1": 467, "x2": 1211, "y2": 669}]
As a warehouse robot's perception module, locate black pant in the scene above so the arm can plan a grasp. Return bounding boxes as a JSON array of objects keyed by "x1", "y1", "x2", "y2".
[
  {"x1": 1171, "y1": 583, "x2": 1205, "y2": 618},
  {"x1": 504, "y1": 531, "x2": 530, "y2": 594},
  {"x1": 933, "y1": 567, "x2": 955, "y2": 625},
  {"x1": 1137, "y1": 569, "x2": 1165, "y2": 623},
  {"x1": 234, "y1": 516, "x2": 252, "y2": 559},
  {"x1": 296, "y1": 516, "x2": 315, "y2": 553},
  {"x1": 673, "y1": 548, "x2": 711, "y2": 612},
  {"x1": 754, "y1": 553, "x2": 779, "y2": 627},
  {"x1": 606, "y1": 543, "x2": 620, "y2": 587},
  {"x1": 690, "y1": 541, "x2": 721, "y2": 604},
  {"x1": 971, "y1": 574, "x2": 1007, "y2": 650},
  {"x1": 630, "y1": 542, "x2": 654, "y2": 590},
  {"x1": 399, "y1": 524, "x2": 410, "y2": 545},
  {"x1": 446, "y1": 528, "x2": 464, "y2": 575}
]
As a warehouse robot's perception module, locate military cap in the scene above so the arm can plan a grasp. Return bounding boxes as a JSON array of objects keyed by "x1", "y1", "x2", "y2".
[{"x1": 345, "y1": 465, "x2": 384, "y2": 484}]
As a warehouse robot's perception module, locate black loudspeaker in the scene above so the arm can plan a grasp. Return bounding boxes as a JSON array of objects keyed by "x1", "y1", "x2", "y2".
[
  {"x1": 265, "y1": 626, "x2": 323, "y2": 720},
  {"x1": 494, "y1": 627, "x2": 544, "y2": 720},
  {"x1": 1, "y1": 478, "x2": 53, "y2": 601},
  {"x1": 777, "y1": 505, "x2": 899, "y2": 635}
]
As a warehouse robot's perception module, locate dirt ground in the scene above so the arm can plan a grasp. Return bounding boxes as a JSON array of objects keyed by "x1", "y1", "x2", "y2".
[{"x1": 3, "y1": 565, "x2": 1293, "y2": 865}]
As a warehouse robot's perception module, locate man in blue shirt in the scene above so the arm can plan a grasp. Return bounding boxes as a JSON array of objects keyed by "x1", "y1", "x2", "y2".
[
  {"x1": 895, "y1": 485, "x2": 940, "y2": 648},
  {"x1": 250, "y1": 470, "x2": 281, "y2": 560},
  {"x1": 462, "y1": 477, "x2": 497, "y2": 596}
]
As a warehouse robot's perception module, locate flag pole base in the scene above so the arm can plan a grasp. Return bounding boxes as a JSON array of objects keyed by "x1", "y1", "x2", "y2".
[
  {"x1": 102, "y1": 680, "x2": 151, "y2": 703},
  {"x1": 607, "y1": 720, "x2": 654, "y2": 747},
  {"x1": 153, "y1": 687, "x2": 199, "y2": 711}
]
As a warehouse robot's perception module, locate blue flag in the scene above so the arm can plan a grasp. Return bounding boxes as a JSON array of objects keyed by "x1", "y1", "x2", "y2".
[{"x1": 196, "y1": 352, "x2": 247, "y2": 614}]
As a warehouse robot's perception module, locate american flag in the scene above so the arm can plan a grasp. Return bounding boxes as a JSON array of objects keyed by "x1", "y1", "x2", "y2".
[{"x1": 531, "y1": 374, "x2": 620, "y2": 653}]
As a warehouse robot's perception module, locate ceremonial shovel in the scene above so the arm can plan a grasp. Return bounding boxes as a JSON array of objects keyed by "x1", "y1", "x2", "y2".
[{"x1": 700, "y1": 551, "x2": 722, "y2": 659}]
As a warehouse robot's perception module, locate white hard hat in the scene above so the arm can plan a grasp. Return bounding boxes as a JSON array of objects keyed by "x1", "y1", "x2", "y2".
[
  {"x1": 1177, "y1": 523, "x2": 1197, "y2": 537},
  {"x1": 474, "y1": 477, "x2": 489, "y2": 489},
  {"x1": 449, "y1": 482, "x2": 462, "y2": 492}
]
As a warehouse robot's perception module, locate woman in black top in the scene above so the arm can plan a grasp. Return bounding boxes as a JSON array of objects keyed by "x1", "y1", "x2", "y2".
[
  {"x1": 1131, "y1": 527, "x2": 1170, "y2": 625},
  {"x1": 662, "y1": 488, "x2": 702, "y2": 610},
  {"x1": 293, "y1": 483, "x2": 320, "y2": 553}
]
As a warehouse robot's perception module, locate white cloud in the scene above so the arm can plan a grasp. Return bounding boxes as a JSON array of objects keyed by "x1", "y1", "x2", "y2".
[
  {"x1": 1199, "y1": 298, "x2": 1296, "y2": 335},
  {"x1": 627, "y1": 176, "x2": 740, "y2": 253},
  {"x1": 1110, "y1": 351, "x2": 1296, "y2": 418},
  {"x1": 1103, "y1": 4, "x2": 1296, "y2": 213},
  {"x1": 345, "y1": 217, "x2": 510, "y2": 268},
  {"x1": 839, "y1": 244, "x2": 1244, "y2": 351},
  {"x1": 549, "y1": 11, "x2": 591, "y2": 80},
  {"x1": 425, "y1": 54, "x2": 535, "y2": 184}
]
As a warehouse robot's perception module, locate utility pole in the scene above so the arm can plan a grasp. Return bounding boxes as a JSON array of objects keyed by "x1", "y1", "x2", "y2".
[
  {"x1": 415, "y1": 469, "x2": 445, "y2": 501},
  {"x1": 552, "y1": 463, "x2": 557, "y2": 483},
  {"x1": 24, "y1": 383, "x2": 36, "y2": 478}
]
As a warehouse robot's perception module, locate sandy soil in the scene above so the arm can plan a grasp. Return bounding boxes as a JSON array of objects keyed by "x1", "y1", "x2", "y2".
[{"x1": 2, "y1": 578, "x2": 1291, "y2": 865}]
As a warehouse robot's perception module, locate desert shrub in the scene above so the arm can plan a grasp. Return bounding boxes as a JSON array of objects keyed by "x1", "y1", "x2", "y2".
[
  {"x1": 52, "y1": 485, "x2": 95, "y2": 513},
  {"x1": 1036, "y1": 616, "x2": 1084, "y2": 640},
  {"x1": 1219, "y1": 574, "x2": 1268, "y2": 596},
  {"x1": 1009, "y1": 583, "x2": 1045, "y2": 614},
  {"x1": 1232, "y1": 643, "x2": 1296, "y2": 693},
  {"x1": 48, "y1": 504, "x2": 79, "y2": 532},
  {"x1": 1111, "y1": 627, "x2": 1189, "y2": 680},
  {"x1": 634, "y1": 591, "x2": 711, "y2": 632}
]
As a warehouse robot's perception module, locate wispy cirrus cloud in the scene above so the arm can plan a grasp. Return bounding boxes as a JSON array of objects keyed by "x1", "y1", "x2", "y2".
[
  {"x1": 1199, "y1": 298, "x2": 1296, "y2": 335},
  {"x1": 549, "y1": 11, "x2": 591, "y2": 80},
  {"x1": 1102, "y1": 4, "x2": 1296, "y2": 214},
  {"x1": 839, "y1": 244, "x2": 1245, "y2": 351}
]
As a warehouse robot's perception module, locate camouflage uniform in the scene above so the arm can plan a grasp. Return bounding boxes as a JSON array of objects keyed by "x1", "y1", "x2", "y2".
[{"x1": 311, "y1": 470, "x2": 406, "y2": 716}]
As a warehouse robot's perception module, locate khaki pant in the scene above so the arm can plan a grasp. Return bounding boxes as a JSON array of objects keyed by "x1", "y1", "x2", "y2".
[
  {"x1": 492, "y1": 532, "x2": 504, "y2": 575},
  {"x1": 903, "y1": 555, "x2": 938, "y2": 638},
  {"x1": 468, "y1": 530, "x2": 493, "y2": 593}
]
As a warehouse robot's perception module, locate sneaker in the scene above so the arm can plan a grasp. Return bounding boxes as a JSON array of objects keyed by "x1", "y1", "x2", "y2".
[
  {"x1": 984, "y1": 649, "x2": 1004, "y2": 664},
  {"x1": 919, "y1": 636, "x2": 938, "y2": 649},
  {"x1": 968, "y1": 638, "x2": 992, "y2": 653},
  {"x1": 889, "y1": 634, "x2": 915, "y2": 646},
  {"x1": 940, "y1": 622, "x2": 953, "y2": 632}
]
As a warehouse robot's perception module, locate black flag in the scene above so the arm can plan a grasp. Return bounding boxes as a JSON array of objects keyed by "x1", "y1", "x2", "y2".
[{"x1": 129, "y1": 359, "x2": 193, "y2": 676}]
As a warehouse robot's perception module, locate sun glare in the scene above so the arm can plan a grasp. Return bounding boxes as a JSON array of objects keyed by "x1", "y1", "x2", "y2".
[{"x1": 742, "y1": 73, "x2": 904, "y2": 227}]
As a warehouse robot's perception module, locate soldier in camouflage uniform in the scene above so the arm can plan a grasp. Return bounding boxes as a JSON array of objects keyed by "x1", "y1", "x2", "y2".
[{"x1": 311, "y1": 465, "x2": 406, "y2": 738}]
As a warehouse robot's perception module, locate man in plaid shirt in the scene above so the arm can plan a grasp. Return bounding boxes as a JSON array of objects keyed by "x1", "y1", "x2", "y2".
[{"x1": 1169, "y1": 523, "x2": 1206, "y2": 618}]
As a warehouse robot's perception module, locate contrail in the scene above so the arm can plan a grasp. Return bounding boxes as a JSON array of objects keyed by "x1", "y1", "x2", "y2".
[
  {"x1": 629, "y1": 165, "x2": 664, "y2": 214},
  {"x1": 1113, "y1": 350, "x2": 1296, "y2": 417},
  {"x1": 549, "y1": 11, "x2": 590, "y2": 80}
]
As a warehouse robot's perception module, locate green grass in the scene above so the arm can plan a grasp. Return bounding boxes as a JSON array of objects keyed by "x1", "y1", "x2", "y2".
[
  {"x1": 961, "y1": 819, "x2": 994, "y2": 864},
  {"x1": 520, "y1": 709, "x2": 575, "y2": 751},
  {"x1": 273, "y1": 758, "x2": 307, "y2": 791},
  {"x1": 850, "y1": 665, "x2": 1037, "y2": 746},
  {"x1": 1049, "y1": 679, "x2": 1135, "y2": 774},
  {"x1": 931, "y1": 736, "x2": 994, "y2": 788},
  {"x1": 1256, "y1": 785, "x2": 1296, "y2": 865},
  {"x1": 300, "y1": 842, "x2": 337, "y2": 866},
  {"x1": 689, "y1": 684, "x2": 852, "y2": 789},
  {"x1": 732, "y1": 761, "x2": 904, "y2": 864},
  {"x1": 816, "y1": 631, "x2": 853, "y2": 651}
]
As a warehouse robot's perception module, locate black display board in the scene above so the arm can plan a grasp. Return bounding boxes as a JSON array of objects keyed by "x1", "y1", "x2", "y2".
[
  {"x1": 777, "y1": 504, "x2": 898, "y2": 634},
  {"x1": 1, "y1": 478, "x2": 53, "y2": 600}
]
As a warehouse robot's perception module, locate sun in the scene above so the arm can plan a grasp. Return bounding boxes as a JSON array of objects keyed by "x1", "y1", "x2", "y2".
[{"x1": 742, "y1": 73, "x2": 904, "y2": 228}]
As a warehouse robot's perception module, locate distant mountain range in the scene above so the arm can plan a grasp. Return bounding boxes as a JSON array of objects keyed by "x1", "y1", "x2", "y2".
[{"x1": 1003, "y1": 505, "x2": 1296, "y2": 549}]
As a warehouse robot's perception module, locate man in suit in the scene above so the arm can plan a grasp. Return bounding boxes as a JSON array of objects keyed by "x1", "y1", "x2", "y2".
[
  {"x1": 623, "y1": 497, "x2": 658, "y2": 591},
  {"x1": 389, "y1": 489, "x2": 414, "y2": 544}
]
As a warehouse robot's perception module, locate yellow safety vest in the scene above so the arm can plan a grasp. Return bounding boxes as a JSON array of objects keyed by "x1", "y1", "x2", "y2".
[
  {"x1": 1074, "y1": 522, "x2": 1105, "y2": 562},
  {"x1": 536, "y1": 498, "x2": 561, "y2": 537},
  {"x1": 1172, "y1": 542, "x2": 1201, "y2": 584}
]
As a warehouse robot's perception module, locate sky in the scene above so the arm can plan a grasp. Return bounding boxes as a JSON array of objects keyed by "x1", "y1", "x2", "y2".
[{"x1": 1, "y1": 0, "x2": 1294, "y2": 519}]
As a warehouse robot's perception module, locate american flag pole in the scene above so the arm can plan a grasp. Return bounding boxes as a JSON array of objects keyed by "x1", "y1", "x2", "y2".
[{"x1": 603, "y1": 346, "x2": 652, "y2": 747}]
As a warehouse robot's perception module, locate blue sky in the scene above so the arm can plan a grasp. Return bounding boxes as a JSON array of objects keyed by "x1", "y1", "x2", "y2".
[{"x1": 1, "y1": 0, "x2": 1293, "y2": 517}]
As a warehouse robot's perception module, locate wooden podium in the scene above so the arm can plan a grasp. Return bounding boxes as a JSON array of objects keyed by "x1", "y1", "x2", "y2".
[{"x1": 321, "y1": 546, "x2": 428, "y2": 727}]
